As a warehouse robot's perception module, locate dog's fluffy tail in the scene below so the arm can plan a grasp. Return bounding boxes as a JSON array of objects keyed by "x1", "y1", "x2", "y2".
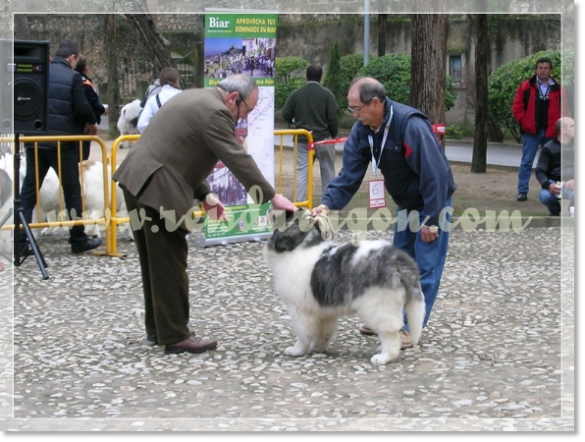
[{"x1": 404, "y1": 285, "x2": 425, "y2": 345}]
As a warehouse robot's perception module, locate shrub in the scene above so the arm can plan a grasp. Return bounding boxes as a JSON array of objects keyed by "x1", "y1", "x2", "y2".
[
  {"x1": 275, "y1": 77, "x2": 306, "y2": 110},
  {"x1": 274, "y1": 57, "x2": 309, "y2": 83},
  {"x1": 338, "y1": 53, "x2": 367, "y2": 112},
  {"x1": 323, "y1": 42, "x2": 343, "y2": 115},
  {"x1": 445, "y1": 125, "x2": 463, "y2": 140},
  {"x1": 488, "y1": 49, "x2": 574, "y2": 143},
  {"x1": 356, "y1": 54, "x2": 457, "y2": 112},
  {"x1": 358, "y1": 54, "x2": 412, "y2": 105},
  {"x1": 274, "y1": 57, "x2": 309, "y2": 110}
]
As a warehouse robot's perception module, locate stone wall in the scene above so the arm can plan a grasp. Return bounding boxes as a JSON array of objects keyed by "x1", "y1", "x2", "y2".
[{"x1": 22, "y1": 13, "x2": 563, "y2": 125}]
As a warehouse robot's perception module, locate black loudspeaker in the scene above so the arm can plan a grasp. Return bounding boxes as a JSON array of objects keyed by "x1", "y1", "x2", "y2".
[
  {"x1": 13, "y1": 40, "x2": 50, "y2": 134},
  {"x1": 0, "y1": 39, "x2": 13, "y2": 133}
]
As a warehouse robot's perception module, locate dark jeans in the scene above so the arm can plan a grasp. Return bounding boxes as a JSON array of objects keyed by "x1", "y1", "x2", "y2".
[
  {"x1": 80, "y1": 141, "x2": 91, "y2": 161},
  {"x1": 20, "y1": 147, "x2": 88, "y2": 245}
]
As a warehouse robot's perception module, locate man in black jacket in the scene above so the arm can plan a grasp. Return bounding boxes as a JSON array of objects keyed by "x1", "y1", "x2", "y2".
[
  {"x1": 19, "y1": 40, "x2": 102, "y2": 254},
  {"x1": 535, "y1": 117, "x2": 575, "y2": 216}
]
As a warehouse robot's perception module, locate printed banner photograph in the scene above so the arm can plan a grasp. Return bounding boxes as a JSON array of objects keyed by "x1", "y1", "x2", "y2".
[{"x1": 203, "y1": 11, "x2": 277, "y2": 244}]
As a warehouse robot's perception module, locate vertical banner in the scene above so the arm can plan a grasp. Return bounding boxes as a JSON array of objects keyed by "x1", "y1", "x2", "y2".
[{"x1": 203, "y1": 11, "x2": 277, "y2": 246}]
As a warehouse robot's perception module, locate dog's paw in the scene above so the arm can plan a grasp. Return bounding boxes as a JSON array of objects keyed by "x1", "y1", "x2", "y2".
[
  {"x1": 370, "y1": 353, "x2": 393, "y2": 365},
  {"x1": 284, "y1": 346, "x2": 307, "y2": 357},
  {"x1": 40, "y1": 227, "x2": 52, "y2": 237}
]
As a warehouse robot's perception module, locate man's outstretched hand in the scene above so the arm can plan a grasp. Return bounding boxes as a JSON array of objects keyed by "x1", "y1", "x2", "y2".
[
  {"x1": 203, "y1": 193, "x2": 228, "y2": 221},
  {"x1": 270, "y1": 194, "x2": 296, "y2": 212}
]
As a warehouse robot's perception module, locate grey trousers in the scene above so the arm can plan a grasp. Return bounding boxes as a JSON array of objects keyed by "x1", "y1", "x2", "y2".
[{"x1": 296, "y1": 140, "x2": 336, "y2": 202}]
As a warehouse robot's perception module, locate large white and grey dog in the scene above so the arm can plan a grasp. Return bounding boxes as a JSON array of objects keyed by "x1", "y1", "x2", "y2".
[{"x1": 264, "y1": 210, "x2": 425, "y2": 365}]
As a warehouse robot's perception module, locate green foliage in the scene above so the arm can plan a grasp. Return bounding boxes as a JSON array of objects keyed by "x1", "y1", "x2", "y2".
[
  {"x1": 338, "y1": 53, "x2": 366, "y2": 112},
  {"x1": 323, "y1": 42, "x2": 343, "y2": 115},
  {"x1": 274, "y1": 57, "x2": 309, "y2": 110},
  {"x1": 445, "y1": 76, "x2": 457, "y2": 112},
  {"x1": 274, "y1": 53, "x2": 459, "y2": 114},
  {"x1": 357, "y1": 54, "x2": 457, "y2": 112},
  {"x1": 358, "y1": 54, "x2": 412, "y2": 105},
  {"x1": 488, "y1": 49, "x2": 574, "y2": 143},
  {"x1": 445, "y1": 125, "x2": 463, "y2": 140},
  {"x1": 274, "y1": 57, "x2": 309, "y2": 83},
  {"x1": 275, "y1": 77, "x2": 306, "y2": 110}
]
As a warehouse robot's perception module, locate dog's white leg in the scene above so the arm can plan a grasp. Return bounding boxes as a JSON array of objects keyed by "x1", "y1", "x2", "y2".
[
  {"x1": 284, "y1": 338, "x2": 311, "y2": 357},
  {"x1": 371, "y1": 329, "x2": 401, "y2": 365},
  {"x1": 311, "y1": 316, "x2": 338, "y2": 353},
  {"x1": 284, "y1": 308, "x2": 315, "y2": 357}
]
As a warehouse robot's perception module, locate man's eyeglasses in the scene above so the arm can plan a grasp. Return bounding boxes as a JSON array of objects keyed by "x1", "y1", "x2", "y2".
[
  {"x1": 347, "y1": 99, "x2": 372, "y2": 113},
  {"x1": 239, "y1": 95, "x2": 250, "y2": 113}
]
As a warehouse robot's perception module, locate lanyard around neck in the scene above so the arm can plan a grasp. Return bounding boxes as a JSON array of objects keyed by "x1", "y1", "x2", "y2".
[
  {"x1": 368, "y1": 105, "x2": 393, "y2": 177},
  {"x1": 538, "y1": 79, "x2": 552, "y2": 99}
]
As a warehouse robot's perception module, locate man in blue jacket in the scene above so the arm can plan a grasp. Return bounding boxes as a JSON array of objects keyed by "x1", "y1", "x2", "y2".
[
  {"x1": 311, "y1": 77, "x2": 456, "y2": 349},
  {"x1": 19, "y1": 40, "x2": 102, "y2": 254}
]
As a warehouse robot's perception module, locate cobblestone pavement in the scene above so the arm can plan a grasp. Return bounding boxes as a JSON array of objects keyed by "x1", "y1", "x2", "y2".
[{"x1": 0, "y1": 221, "x2": 575, "y2": 432}]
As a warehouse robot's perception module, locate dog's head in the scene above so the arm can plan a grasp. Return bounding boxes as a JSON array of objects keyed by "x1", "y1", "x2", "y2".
[{"x1": 266, "y1": 208, "x2": 333, "y2": 253}]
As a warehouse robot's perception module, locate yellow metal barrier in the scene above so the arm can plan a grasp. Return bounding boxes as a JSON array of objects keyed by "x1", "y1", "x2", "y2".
[
  {"x1": 0, "y1": 135, "x2": 113, "y2": 255},
  {"x1": 3, "y1": 130, "x2": 318, "y2": 258},
  {"x1": 107, "y1": 135, "x2": 138, "y2": 258},
  {"x1": 273, "y1": 129, "x2": 314, "y2": 209}
]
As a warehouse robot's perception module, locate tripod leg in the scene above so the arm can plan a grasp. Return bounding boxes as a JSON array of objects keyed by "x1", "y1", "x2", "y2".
[{"x1": 15, "y1": 210, "x2": 49, "y2": 280}]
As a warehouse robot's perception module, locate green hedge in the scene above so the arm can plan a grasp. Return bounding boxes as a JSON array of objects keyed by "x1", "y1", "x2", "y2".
[
  {"x1": 357, "y1": 54, "x2": 456, "y2": 111},
  {"x1": 275, "y1": 53, "x2": 457, "y2": 112}
]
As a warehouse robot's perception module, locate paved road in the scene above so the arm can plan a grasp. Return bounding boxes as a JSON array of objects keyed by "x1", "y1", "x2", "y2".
[{"x1": 273, "y1": 134, "x2": 528, "y2": 168}]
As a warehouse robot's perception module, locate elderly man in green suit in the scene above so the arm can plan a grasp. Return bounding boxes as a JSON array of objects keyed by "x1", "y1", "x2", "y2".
[{"x1": 113, "y1": 74, "x2": 295, "y2": 355}]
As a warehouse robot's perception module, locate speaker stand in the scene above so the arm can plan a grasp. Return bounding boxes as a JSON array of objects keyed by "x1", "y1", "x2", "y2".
[{"x1": 13, "y1": 134, "x2": 49, "y2": 280}]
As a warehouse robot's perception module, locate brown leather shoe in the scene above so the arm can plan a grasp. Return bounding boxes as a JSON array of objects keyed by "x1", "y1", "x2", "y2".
[
  {"x1": 399, "y1": 329, "x2": 413, "y2": 350},
  {"x1": 164, "y1": 333, "x2": 218, "y2": 355}
]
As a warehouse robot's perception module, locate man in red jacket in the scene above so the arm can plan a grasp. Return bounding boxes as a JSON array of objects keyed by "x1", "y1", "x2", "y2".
[{"x1": 512, "y1": 57, "x2": 565, "y2": 202}]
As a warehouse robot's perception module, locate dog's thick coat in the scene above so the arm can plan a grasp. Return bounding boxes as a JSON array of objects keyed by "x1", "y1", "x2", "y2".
[
  {"x1": 264, "y1": 211, "x2": 425, "y2": 365},
  {"x1": 116, "y1": 99, "x2": 142, "y2": 148}
]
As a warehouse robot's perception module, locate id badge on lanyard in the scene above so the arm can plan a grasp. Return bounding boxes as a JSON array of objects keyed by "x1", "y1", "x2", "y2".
[{"x1": 368, "y1": 105, "x2": 393, "y2": 209}]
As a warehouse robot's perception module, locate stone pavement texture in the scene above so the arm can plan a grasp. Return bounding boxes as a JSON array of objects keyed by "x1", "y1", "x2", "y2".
[{"x1": 0, "y1": 220, "x2": 575, "y2": 431}]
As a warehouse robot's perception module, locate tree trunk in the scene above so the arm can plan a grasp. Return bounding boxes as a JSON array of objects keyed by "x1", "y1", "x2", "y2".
[
  {"x1": 471, "y1": 13, "x2": 489, "y2": 173},
  {"x1": 105, "y1": 15, "x2": 120, "y2": 140},
  {"x1": 410, "y1": 13, "x2": 448, "y2": 148},
  {"x1": 377, "y1": 14, "x2": 387, "y2": 57},
  {"x1": 124, "y1": 14, "x2": 176, "y2": 75},
  {"x1": 487, "y1": 116, "x2": 504, "y2": 143},
  {"x1": 193, "y1": 14, "x2": 206, "y2": 88}
]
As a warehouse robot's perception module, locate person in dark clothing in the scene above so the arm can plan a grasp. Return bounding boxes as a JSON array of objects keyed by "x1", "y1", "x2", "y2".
[
  {"x1": 311, "y1": 77, "x2": 456, "y2": 350},
  {"x1": 74, "y1": 55, "x2": 108, "y2": 160},
  {"x1": 282, "y1": 65, "x2": 339, "y2": 203},
  {"x1": 19, "y1": 40, "x2": 102, "y2": 255},
  {"x1": 512, "y1": 57, "x2": 566, "y2": 202},
  {"x1": 535, "y1": 117, "x2": 575, "y2": 215}
]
